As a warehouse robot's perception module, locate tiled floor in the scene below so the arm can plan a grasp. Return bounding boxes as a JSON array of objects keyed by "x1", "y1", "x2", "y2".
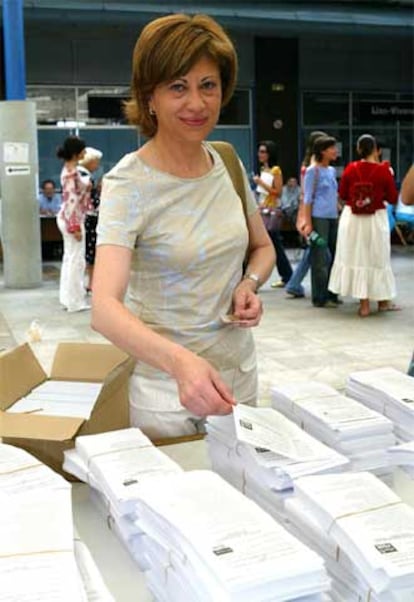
[
  {"x1": 0, "y1": 245, "x2": 412, "y2": 398},
  {"x1": 0, "y1": 244, "x2": 413, "y2": 601}
]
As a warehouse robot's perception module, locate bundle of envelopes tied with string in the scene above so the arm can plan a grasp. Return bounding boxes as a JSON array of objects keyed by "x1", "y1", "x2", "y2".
[
  {"x1": 0, "y1": 442, "x2": 114, "y2": 601},
  {"x1": 284, "y1": 472, "x2": 414, "y2": 602},
  {"x1": 63, "y1": 427, "x2": 332, "y2": 601},
  {"x1": 206, "y1": 404, "x2": 350, "y2": 521},
  {"x1": 346, "y1": 367, "x2": 414, "y2": 443},
  {"x1": 271, "y1": 380, "x2": 396, "y2": 481},
  {"x1": 205, "y1": 401, "x2": 414, "y2": 602}
]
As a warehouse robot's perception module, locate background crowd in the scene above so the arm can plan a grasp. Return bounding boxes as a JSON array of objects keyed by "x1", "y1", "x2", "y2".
[{"x1": 253, "y1": 131, "x2": 412, "y2": 318}]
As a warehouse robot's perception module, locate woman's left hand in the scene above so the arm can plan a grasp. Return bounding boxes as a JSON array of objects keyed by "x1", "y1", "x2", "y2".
[{"x1": 231, "y1": 280, "x2": 263, "y2": 327}]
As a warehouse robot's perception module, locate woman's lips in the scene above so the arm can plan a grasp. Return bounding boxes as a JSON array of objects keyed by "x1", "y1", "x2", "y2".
[{"x1": 181, "y1": 117, "x2": 208, "y2": 127}]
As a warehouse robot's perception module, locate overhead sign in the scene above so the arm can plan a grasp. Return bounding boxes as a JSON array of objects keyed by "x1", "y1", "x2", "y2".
[{"x1": 5, "y1": 165, "x2": 31, "y2": 176}]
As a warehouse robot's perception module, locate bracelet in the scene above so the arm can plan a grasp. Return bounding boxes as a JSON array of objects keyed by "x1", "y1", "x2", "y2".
[{"x1": 243, "y1": 272, "x2": 260, "y2": 290}]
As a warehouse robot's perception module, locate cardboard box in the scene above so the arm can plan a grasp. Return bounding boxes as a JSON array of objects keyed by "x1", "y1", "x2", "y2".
[{"x1": 0, "y1": 342, "x2": 134, "y2": 477}]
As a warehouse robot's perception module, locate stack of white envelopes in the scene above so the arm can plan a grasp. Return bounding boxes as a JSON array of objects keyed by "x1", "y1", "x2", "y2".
[
  {"x1": 346, "y1": 367, "x2": 414, "y2": 442},
  {"x1": 133, "y1": 469, "x2": 331, "y2": 602},
  {"x1": 206, "y1": 405, "x2": 348, "y2": 523},
  {"x1": 63, "y1": 428, "x2": 183, "y2": 567},
  {"x1": 7, "y1": 379, "x2": 102, "y2": 419},
  {"x1": 271, "y1": 380, "x2": 395, "y2": 472},
  {"x1": 64, "y1": 428, "x2": 331, "y2": 601},
  {"x1": 0, "y1": 442, "x2": 112, "y2": 601},
  {"x1": 287, "y1": 472, "x2": 414, "y2": 601},
  {"x1": 387, "y1": 441, "x2": 414, "y2": 478}
]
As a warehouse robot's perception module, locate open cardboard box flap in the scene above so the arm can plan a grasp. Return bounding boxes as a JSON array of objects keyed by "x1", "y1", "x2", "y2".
[
  {"x1": 0, "y1": 342, "x2": 133, "y2": 476},
  {"x1": 0, "y1": 343, "x2": 46, "y2": 410},
  {"x1": 0, "y1": 412, "x2": 84, "y2": 441},
  {"x1": 51, "y1": 342, "x2": 129, "y2": 381}
]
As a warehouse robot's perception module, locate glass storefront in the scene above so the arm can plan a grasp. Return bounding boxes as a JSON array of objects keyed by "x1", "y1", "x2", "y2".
[
  {"x1": 28, "y1": 85, "x2": 254, "y2": 183},
  {"x1": 302, "y1": 91, "x2": 414, "y2": 183}
]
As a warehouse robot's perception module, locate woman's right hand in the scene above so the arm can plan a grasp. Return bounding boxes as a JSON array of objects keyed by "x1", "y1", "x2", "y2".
[{"x1": 171, "y1": 348, "x2": 236, "y2": 417}]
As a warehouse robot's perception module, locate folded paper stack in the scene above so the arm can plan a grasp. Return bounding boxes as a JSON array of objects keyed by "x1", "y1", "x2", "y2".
[
  {"x1": 206, "y1": 404, "x2": 349, "y2": 507},
  {"x1": 346, "y1": 367, "x2": 414, "y2": 443},
  {"x1": 288, "y1": 472, "x2": 414, "y2": 601},
  {"x1": 64, "y1": 427, "x2": 331, "y2": 601},
  {"x1": 0, "y1": 442, "x2": 113, "y2": 601},
  {"x1": 271, "y1": 380, "x2": 395, "y2": 474}
]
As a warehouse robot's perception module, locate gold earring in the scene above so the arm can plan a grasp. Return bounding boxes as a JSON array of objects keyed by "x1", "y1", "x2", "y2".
[{"x1": 149, "y1": 107, "x2": 156, "y2": 116}]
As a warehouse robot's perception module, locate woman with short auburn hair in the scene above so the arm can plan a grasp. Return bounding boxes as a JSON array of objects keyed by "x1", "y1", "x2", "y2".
[
  {"x1": 124, "y1": 13, "x2": 237, "y2": 138},
  {"x1": 92, "y1": 14, "x2": 275, "y2": 438}
]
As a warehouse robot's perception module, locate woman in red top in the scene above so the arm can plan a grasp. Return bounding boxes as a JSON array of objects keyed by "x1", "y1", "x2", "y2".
[{"x1": 329, "y1": 134, "x2": 398, "y2": 317}]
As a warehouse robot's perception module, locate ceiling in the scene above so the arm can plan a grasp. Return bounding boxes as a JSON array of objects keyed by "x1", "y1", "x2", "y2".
[{"x1": 1, "y1": 1, "x2": 413, "y2": 35}]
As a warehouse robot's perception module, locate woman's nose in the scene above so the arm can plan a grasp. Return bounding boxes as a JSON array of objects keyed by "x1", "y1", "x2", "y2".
[{"x1": 186, "y1": 88, "x2": 205, "y2": 109}]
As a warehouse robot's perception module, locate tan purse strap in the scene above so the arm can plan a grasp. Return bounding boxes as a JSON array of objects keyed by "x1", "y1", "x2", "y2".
[{"x1": 210, "y1": 141, "x2": 248, "y2": 224}]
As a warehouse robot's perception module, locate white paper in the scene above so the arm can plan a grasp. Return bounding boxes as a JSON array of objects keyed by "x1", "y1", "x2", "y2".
[
  {"x1": 134, "y1": 470, "x2": 328, "y2": 599},
  {"x1": 295, "y1": 472, "x2": 400, "y2": 525},
  {"x1": 76, "y1": 428, "x2": 152, "y2": 463},
  {"x1": 0, "y1": 553, "x2": 86, "y2": 602},
  {"x1": 234, "y1": 405, "x2": 339, "y2": 461},
  {"x1": 3, "y1": 141, "x2": 29, "y2": 163}
]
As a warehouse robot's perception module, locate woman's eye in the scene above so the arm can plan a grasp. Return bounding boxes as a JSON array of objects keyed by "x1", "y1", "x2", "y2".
[
  {"x1": 202, "y1": 80, "x2": 217, "y2": 90},
  {"x1": 170, "y1": 83, "x2": 185, "y2": 93}
]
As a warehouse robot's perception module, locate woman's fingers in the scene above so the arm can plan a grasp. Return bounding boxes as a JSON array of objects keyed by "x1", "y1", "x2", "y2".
[{"x1": 173, "y1": 352, "x2": 236, "y2": 417}]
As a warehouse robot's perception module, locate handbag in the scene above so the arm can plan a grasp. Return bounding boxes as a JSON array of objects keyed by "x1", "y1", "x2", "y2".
[{"x1": 260, "y1": 206, "x2": 282, "y2": 233}]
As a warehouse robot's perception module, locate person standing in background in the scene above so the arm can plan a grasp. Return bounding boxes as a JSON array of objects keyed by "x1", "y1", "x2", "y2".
[
  {"x1": 329, "y1": 134, "x2": 398, "y2": 317},
  {"x1": 56, "y1": 136, "x2": 91, "y2": 313},
  {"x1": 303, "y1": 135, "x2": 339, "y2": 308},
  {"x1": 78, "y1": 147, "x2": 103, "y2": 293},
  {"x1": 284, "y1": 130, "x2": 327, "y2": 299},
  {"x1": 253, "y1": 140, "x2": 293, "y2": 288},
  {"x1": 38, "y1": 179, "x2": 61, "y2": 216}
]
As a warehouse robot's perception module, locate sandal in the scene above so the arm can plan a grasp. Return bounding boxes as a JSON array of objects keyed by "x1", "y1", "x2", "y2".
[{"x1": 378, "y1": 302, "x2": 402, "y2": 312}]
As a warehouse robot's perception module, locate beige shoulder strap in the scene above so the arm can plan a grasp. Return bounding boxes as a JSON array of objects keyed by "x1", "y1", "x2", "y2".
[{"x1": 210, "y1": 141, "x2": 248, "y2": 223}]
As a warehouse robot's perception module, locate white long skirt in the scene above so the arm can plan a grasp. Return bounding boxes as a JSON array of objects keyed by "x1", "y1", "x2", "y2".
[
  {"x1": 57, "y1": 216, "x2": 88, "y2": 312},
  {"x1": 328, "y1": 206, "x2": 396, "y2": 300}
]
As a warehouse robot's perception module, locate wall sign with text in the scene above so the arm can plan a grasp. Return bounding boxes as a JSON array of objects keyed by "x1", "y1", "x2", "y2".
[{"x1": 355, "y1": 101, "x2": 414, "y2": 122}]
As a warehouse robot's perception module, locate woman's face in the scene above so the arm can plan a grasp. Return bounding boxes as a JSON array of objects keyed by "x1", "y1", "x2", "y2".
[
  {"x1": 321, "y1": 144, "x2": 338, "y2": 163},
  {"x1": 76, "y1": 148, "x2": 86, "y2": 162},
  {"x1": 150, "y1": 55, "x2": 222, "y2": 144},
  {"x1": 258, "y1": 146, "x2": 269, "y2": 164}
]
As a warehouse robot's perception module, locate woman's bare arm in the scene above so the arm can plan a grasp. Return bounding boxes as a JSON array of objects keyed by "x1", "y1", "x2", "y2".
[
  {"x1": 401, "y1": 165, "x2": 414, "y2": 205},
  {"x1": 91, "y1": 245, "x2": 235, "y2": 416}
]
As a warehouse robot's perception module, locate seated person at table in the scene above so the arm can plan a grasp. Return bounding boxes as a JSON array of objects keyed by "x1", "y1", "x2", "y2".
[
  {"x1": 395, "y1": 191, "x2": 414, "y2": 243},
  {"x1": 280, "y1": 176, "x2": 301, "y2": 226},
  {"x1": 38, "y1": 179, "x2": 62, "y2": 216}
]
